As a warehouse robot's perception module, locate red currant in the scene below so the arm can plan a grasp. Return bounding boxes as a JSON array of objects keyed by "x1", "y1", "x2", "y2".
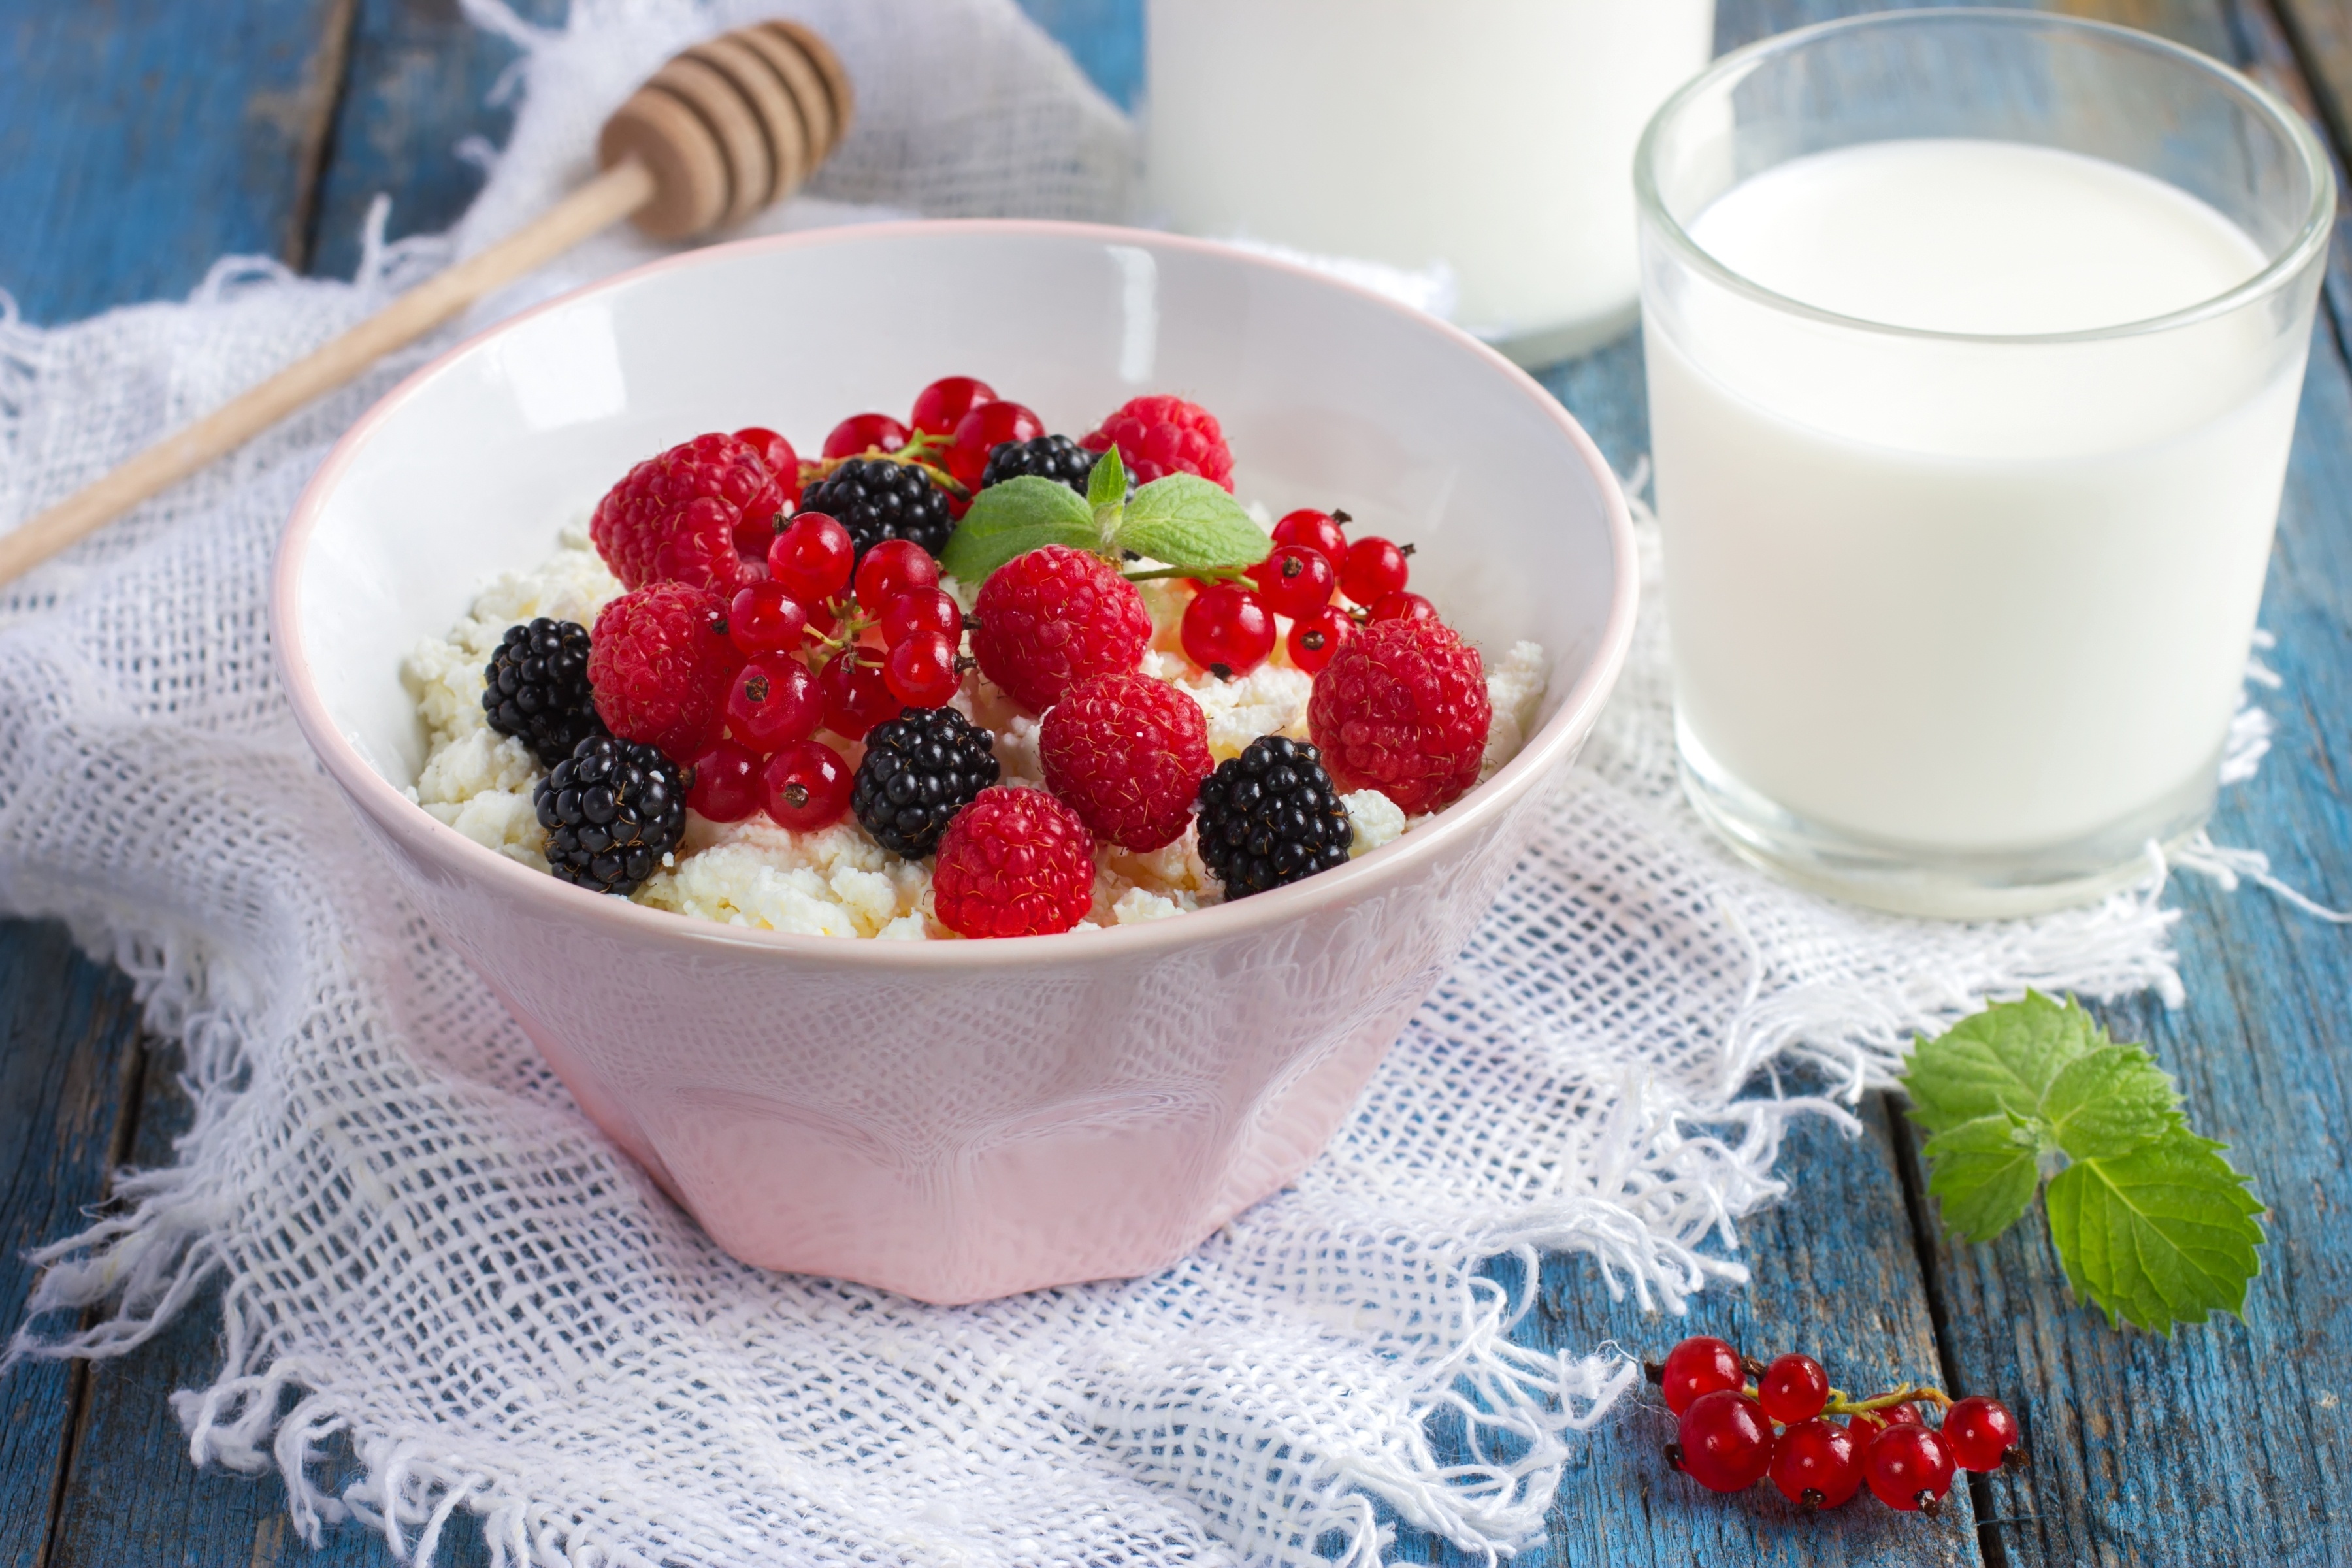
[
  {"x1": 1942, "y1": 1396, "x2": 2023, "y2": 1473},
  {"x1": 1845, "y1": 1403, "x2": 1921, "y2": 1445},
  {"x1": 1369, "y1": 590, "x2": 1437, "y2": 624},
  {"x1": 725, "y1": 656, "x2": 825, "y2": 754},
  {"x1": 1180, "y1": 583, "x2": 1277, "y2": 676},
  {"x1": 685, "y1": 740, "x2": 762, "y2": 823},
  {"x1": 1340, "y1": 536, "x2": 1411, "y2": 604},
  {"x1": 1659, "y1": 1336, "x2": 1745, "y2": 1417},
  {"x1": 1757, "y1": 1353, "x2": 1830, "y2": 1425},
  {"x1": 1247, "y1": 543, "x2": 1337, "y2": 619},
  {"x1": 947, "y1": 400, "x2": 1045, "y2": 490},
  {"x1": 880, "y1": 587, "x2": 962, "y2": 646},
  {"x1": 729, "y1": 581, "x2": 811, "y2": 658},
  {"x1": 909, "y1": 375, "x2": 998, "y2": 437},
  {"x1": 854, "y1": 538, "x2": 941, "y2": 612},
  {"x1": 760, "y1": 739, "x2": 852, "y2": 832},
  {"x1": 1863, "y1": 1424, "x2": 1956, "y2": 1514},
  {"x1": 768, "y1": 513, "x2": 855, "y2": 606},
  {"x1": 818, "y1": 650, "x2": 902, "y2": 739},
  {"x1": 1769, "y1": 1417, "x2": 1863, "y2": 1511},
  {"x1": 1271, "y1": 508, "x2": 1348, "y2": 563},
  {"x1": 1673, "y1": 1390, "x2": 1774, "y2": 1493},
  {"x1": 822, "y1": 412, "x2": 910, "y2": 461},
  {"x1": 732, "y1": 426, "x2": 802, "y2": 506},
  {"x1": 883, "y1": 630, "x2": 962, "y2": 708},
  {"x1": 1285, "y1": 605, "x2": 1354, "y2": 674}
]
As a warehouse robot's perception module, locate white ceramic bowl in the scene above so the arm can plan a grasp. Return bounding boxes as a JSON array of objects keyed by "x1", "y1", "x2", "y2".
[{"x1": 275, "y1": 221, "x2": 1637, "y2": 1303}]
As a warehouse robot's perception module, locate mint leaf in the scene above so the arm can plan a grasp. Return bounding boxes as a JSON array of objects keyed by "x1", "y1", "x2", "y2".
[
  {"x1": 939, "y1": 476, "x2": 1096, "y2": 585},
  {"x1": 1900, "y1": 990, "x2": 2101, "y2": 1137},
  {"x1": 2046, "y1": 1125, "x2": 2266, "y2": 1333},
  {"x1": 2041, "y1": 1044, "x2": 2183, "y2": 1160},
  {"x1": 1901, "y1": 992, "x2": 2266, "y2": 1335},
  {"x1": 1088, "y1": 443, "x2": 1126, "y2": 512},
  {"x1": 1113, "y1": 476, "x2": 1271, "y2": 574},
  {"x1": 1921, "y1": 1113, "x2": 2044, "y2": 1243}
]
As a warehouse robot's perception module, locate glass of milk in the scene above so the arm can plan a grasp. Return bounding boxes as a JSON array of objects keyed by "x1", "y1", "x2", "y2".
[
  {"x1": 1636, "y1": 11, "x2": 2334, "y2": 917},
  {"x1": 1146, "y1": 0, "x2": 1716, "y2": 363}
]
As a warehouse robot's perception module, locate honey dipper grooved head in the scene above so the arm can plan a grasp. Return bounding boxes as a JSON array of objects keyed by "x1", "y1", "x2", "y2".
[{"x1": 595, "y1": 21, "x2": 855, "y2": 241}]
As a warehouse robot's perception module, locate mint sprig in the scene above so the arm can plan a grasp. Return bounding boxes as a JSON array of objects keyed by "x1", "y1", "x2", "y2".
[
  {"x1": 1901, "y1": 992, "x2": 2265, "y2": 1334},
  {"x1": 939, "y1": 445, "x2": 1269, "y2": 586}
]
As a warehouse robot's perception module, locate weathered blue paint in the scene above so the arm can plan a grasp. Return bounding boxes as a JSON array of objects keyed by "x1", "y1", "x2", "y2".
[{"x1": 1, "y1": 0, "x2": 2347, "y2": 1562}]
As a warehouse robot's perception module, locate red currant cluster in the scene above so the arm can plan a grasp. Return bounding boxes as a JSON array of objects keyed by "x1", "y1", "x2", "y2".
[
  {"x1": 1182, "y1": 508, "x2": 1427, "y2": 677},
  {"x1": 818, "y1": 374, "x2": 1040, "y2": 504},
  {"x1": 1652, "y1": 1336, "x2": 2024, "y2": 1517},
  {"x1": 689, "y1": 525, "x2": 968, "y2": 832}
]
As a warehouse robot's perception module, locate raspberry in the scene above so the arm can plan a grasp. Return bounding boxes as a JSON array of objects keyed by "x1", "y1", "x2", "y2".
[
  {"x1": 932, "y1": 786, "x2": 1096, "y2": 938},
  {"x1": 534, "y1": 734, "x2": 687, "y2": 896},
  {"x1": 851, "y1": 706, "x2": 1001, "y2": 857},
  {"x1": 1194, "y1": 735, "x2": 1354, "y2": 897},
  {"x1": 1081, "y1": 395, "x2": 1233, "y2": 489},
  {"x1": 587, "y1": 581, "x2": 742, "y2": 761},
  {"x1": 798, "y1": 457, "x2": 955, "y2": 563},
  {"x1": 590, "y1": 432, "x2": 782, "y2": 595},
  {"x1": 1307, "y1": 617, "x2": 1490, "y2": 815},
  {"x1": 1040, "y1": 672, "x2": 1214, "y2": 852},
  {"x1": 482, "y1": 617, "x2": 604, "y2": 768},
  {"x1": 970, "y1": 545, "x2": 1152, "y2": 711}
]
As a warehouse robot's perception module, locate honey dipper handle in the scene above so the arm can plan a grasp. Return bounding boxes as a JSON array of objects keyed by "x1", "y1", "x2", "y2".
[{"x1": 0, "y1": 157, "x2": 659, "y2": 589}]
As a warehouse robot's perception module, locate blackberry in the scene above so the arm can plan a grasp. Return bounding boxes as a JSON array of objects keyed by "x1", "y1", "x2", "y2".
[
  {"x1": 798, "y1": 457, "x2": 955, "y2": 563},
  {"x1": 483, "y1": 618, "x2": 604, "y2": 767},
  {"x1": 980, "y1": 434, "x2": 1100, "y2": 497},
  {"x1": 534, "y1": 734, "x2": 686, "y2": 896},
  {"x1": 1195, "y1": 735, "x2": 1354, "y2": 898},
  {"x1": 851, "y1": 706, "x2": 1001, "y2": 858}
]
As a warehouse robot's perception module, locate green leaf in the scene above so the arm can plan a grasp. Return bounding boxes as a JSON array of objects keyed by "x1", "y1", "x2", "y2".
[
  {"x1": 1112, "y1": 475, "x2": 1272, "y2": 574},
  {"x1": 1921, "y1": 1113, "x2": 2045, "y2": 1243},
  {"x1": 1088, "y1": 443, "x2": 1126, "y2": 512},
  {"x1": 939, "y1": 476, "x2": 1096, "y2": 585},
  {"x1": 2041, "y1": 1043, "x2": 2183, "y2": 1160},
  {"x1": 1899, "y1": 991, "x2": 2102, "y2": 1137},
  {"x1": 2046, "y1": 1125, "x2": 2266, "y2": 1333}
]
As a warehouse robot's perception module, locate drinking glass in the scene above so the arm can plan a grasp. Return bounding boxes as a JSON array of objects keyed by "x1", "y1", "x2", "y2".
[{"x1": 1635, "y1": 10, "x2": 2333, "y2": 917}]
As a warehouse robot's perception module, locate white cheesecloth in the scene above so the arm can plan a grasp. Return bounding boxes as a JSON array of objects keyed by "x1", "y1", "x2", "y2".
[{"x1": 0, "y1": 1, "x2": 2278, "y2": 1563}]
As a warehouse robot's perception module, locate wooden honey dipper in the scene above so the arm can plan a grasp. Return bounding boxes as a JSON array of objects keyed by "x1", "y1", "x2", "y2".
[{"x1": 0, "y1": 20, "x2": 853, "y2": 588}]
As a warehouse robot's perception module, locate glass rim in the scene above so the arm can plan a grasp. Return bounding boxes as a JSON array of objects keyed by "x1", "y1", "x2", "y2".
[{"x1": 1633, "y1": 7, "x2": 2338, "y2": 347}]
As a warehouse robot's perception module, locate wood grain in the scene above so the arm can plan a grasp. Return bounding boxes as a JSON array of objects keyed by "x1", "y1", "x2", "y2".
[
  {"x1": 306, "y1": 0, "x2": 572, "y2": 284},
  {"x1": 1393, "y1": 1107, "x2": 1984, "y2": 1567},
  {"x1": 0, "y1": 0, "x2": 355, "y2": 323},
  {"x1": 3, "y1": 0, "x2": 2351, "y2": 1563},
  {"x1": 0, "y1": 923, "x2": 146, "y2": 1568}
]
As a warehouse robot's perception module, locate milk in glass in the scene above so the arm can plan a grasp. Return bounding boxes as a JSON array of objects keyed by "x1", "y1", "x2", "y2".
[{"x1": 1648, "y1": 139, "x2": 2296, "y2": 854}]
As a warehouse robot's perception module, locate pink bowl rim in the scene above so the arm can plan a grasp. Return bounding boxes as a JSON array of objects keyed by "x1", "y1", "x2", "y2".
[{"x1": 272, "y1": 218, "x2": 1640, "y2": 970}]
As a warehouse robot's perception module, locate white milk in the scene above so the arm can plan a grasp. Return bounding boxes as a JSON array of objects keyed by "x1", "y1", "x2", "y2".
[
  {"x1": 1648, "y1": 139, "x2": 2299, "y2": 853},
  {"x1": 1147, "y1": 0, "x2": 1716, "y2": 353}
]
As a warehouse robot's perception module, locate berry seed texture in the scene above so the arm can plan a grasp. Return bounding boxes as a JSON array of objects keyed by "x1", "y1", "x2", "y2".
[{"x1": 398, "y1": 380, "x2": 1549, "y2": 938}]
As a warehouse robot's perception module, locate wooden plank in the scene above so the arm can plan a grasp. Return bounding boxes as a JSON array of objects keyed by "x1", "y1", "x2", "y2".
[
  {"x1": 305, "y1": 0, "x2": 571, "y2": 284},
  {"x1": 2276, "y1": 0, "x2": 2352, "y2": 155},
  {"x1": 0, "y1": 922, "x2": 146, "y2": 1568},
  {"x1": 1865, "y1": 3, "x2": 2352, "y2": 1563},
  {"x1": 45, "y1": 1065, "x2": 411, "y2": 1568},
  {"x1": 1911, "y1": 303, "x2": 2352, "y2": 1568},
  {"x1": 1392, "y1": 1107, "x2": 1985, "y2": 1567},
  {"x1": 0, "y1": 0, "x2": 355, "y2": 324}
]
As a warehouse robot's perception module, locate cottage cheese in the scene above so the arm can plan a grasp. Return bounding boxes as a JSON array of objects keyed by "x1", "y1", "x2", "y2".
[{"x1": 402, "y1": 531, "x2": 1548, "y2": 938}]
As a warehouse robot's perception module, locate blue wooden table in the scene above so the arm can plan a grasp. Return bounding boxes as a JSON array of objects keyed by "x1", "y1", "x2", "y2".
[{"x1": 3, "y1": 1, "x2": 2348, "y2": 1563}]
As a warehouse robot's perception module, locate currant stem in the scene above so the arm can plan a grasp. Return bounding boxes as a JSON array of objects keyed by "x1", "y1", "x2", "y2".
[
  {"x1": 1122, "y1": 564, "x2": 1250, "y2": 584},
  {"x1": 1820, "y1": 1381, "x2": 1953, "y2": 1416}
]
